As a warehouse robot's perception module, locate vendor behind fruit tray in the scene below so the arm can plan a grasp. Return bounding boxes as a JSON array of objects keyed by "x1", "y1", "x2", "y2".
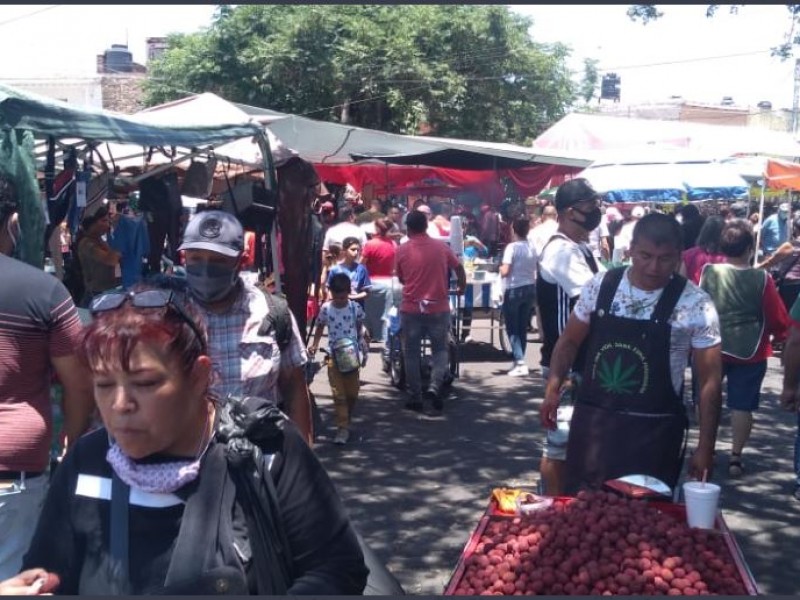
[{"x1": 540, "y1": 212, "x2": 723, "y2": 495}]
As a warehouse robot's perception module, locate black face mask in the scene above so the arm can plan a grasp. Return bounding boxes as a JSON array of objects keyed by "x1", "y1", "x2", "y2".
[{"x1": 572, "y1": 206, "x2": 602, "y2": 231}]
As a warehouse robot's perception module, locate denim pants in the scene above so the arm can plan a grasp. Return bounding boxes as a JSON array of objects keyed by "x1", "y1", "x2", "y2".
[
  {"x1": 502, "y1": 284, "x2": 536, "y2": 364},
  {"x1": 0, "y1": 473, "x2": 48, "y2": 579},
  {"x1": 364, "y1": 278, "x2": 392, "y2": 343},
  {"x1": 400, "y1": 310, "x2": 451, "y2": 399}
]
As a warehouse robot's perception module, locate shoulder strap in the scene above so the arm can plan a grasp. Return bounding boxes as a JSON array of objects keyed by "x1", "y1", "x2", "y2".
[
  {"x1": 651, "y1": 274, "x2": 688, "y2": 324},
  {"x1": 596, "y1": 267, "x2": 626, "y2": 313},
  {"x1": 164, "y1": 444, "x2": 231, "y2": 588},
  {"x1": 578, "y1": 243, "x2": 600, "y2": 274},
  {"x1": 260, "y1": 291, "x2": 292, "y2": 351},
  {"x1": 109, "y1": 472, "x2": 131, "y2": 594}
]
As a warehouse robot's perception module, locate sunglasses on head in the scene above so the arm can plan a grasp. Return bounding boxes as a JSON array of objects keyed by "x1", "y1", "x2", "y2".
[{"x1": 90, "y1": 289, "x2": 207, "y2": 353}]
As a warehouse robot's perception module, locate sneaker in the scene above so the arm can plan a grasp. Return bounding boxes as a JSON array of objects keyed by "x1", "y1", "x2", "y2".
[
  {"x1": 333, "y1": 428, "x2": 350, "y2": 445},
  {"x1": 507, "y1": 364, "x2": 530, "y2": 377},
  {"x1": 424, "y1": 386, "x2": 444, "y2": 412}
]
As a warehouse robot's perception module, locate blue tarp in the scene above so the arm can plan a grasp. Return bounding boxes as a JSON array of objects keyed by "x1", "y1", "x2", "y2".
[{"x1": 581, "y1": 161, "x2": 749, "y2": 203}]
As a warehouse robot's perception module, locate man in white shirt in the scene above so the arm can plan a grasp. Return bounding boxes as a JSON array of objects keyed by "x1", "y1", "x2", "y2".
[
  {"x1": 322, "y1": 206, "x2": 367, "y2": 253},
  {"x1": 528, "y1": 205, "x2": 559, "y2": 256},
  {"x1": 536, "y1": 179, "x2": 604, "y2": 496},
  {"x1": 614, "y1": 205, "x2": 645, "y2": 263}
]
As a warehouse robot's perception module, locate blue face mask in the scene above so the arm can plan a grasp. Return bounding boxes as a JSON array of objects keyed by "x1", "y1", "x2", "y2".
[{"x1": 185, "y1": 261, "x2": 238, "y2": 304}]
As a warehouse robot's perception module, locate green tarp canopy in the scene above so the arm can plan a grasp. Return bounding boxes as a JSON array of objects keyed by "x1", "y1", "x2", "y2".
[
  {"x1": 0, "y1": 83, "x2": 262, "y2": 147},
  {"x1": 0, "y1": 83, "x2": 273, "y2": 270}
]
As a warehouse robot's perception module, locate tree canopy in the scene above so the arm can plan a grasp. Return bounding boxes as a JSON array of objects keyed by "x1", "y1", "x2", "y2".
[{"x1": 143, "y1": 5, "x2": 578, "y2": 144}]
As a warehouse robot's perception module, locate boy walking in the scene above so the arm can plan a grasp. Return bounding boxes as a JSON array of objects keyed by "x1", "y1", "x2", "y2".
[
  {"x1": 326, "y1": 236, "x2": 372, "y2": 307},
  {"x1": 309, "y1": 273, "x2": 370, "y2": 445}
]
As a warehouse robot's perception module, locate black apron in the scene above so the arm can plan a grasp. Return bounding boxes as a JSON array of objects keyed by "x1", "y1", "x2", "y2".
[{"x1": 564, "y1": 267, "x2": 689, "y2": 496}]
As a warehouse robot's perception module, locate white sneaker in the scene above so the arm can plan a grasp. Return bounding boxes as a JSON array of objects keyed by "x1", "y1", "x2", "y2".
[
  {"x1": 507, "y1": 364, "x2": 529, "y2": 377},
  {"x1": 333, "y1": 428, "x2": 350, "y2": 445}
]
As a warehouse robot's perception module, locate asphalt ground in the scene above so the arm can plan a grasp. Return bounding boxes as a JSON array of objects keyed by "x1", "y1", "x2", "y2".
[{"x1": 310, "y1": 316, "x2": 800, "y2": 596}]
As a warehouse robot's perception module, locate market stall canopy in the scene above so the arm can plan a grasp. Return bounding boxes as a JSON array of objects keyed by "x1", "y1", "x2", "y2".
[
  {"x1": 0, "y1": 83, "x2": 262, "y2": 148},
  {"x1": 348, "y1": 135, "x2": 589, "y2": 170},
  {"x1": 764, "y1": 158, "x2": 800, "y2": 192},
  {"x1": 533, "y1": 112, "x2": 800, "y2": 160},
  {"x1": 581, "y1": 151, "x2": 749, "y2": 203},
  {"x1": 236, "y1": 101, "x2": 590, "y2": 171}
]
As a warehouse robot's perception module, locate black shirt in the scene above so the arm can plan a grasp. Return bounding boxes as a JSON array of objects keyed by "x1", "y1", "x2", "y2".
[{"x1": 23, "y1": 424, "x2": 368, "y2": 594}]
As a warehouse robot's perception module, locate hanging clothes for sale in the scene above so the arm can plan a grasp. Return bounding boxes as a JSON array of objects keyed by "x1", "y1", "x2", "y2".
[
  {"x1": 139, "y1": 169, "x2": 183, "y2": 274},
  {"x1": 181, "y1": 156, "x2": 217, "y2": 198},
  {"x1": 108, "y1": 213, "x2": 150, "y2": 289},
  {"x1": 45, "y1": 160, "x2": 77, "y2": 241}
]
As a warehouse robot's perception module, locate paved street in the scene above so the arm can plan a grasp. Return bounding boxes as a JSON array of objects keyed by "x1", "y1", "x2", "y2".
[{"x1": 311, "y1": 321, "x2": 800, "y2": 596}]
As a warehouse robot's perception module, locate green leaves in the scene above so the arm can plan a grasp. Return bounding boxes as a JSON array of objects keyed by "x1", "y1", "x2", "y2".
[
  {"x1": 142, "y1": 5, "x2": 576, "y2": 143},
  {"x1": 597, "y1": 355, "x2": 640, "y2": 395}
]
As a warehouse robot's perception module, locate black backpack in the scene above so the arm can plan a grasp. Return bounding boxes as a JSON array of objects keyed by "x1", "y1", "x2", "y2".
[{"x1": 258, "y1": 290, "x2": 292, "y2": 352}]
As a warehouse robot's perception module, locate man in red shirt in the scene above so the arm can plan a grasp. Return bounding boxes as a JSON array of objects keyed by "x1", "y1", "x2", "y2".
[{"x1": 395, "y1": 210, "x2": 466, "y2": 413}]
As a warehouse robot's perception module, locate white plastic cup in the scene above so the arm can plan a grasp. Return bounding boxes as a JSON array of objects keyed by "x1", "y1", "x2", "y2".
[{"x1": 682, "y1": 481, "x2": 721, "y2": 529}]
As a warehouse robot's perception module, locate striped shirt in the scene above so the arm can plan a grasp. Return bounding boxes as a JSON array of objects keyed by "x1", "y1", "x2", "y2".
[
  {"x1": 0, "y1": 255, "x2": 85, "y2": 472},
  {"x1": 193, "y1": 278, "x2": 307, "y2": 403},
  {"x1": 536, "y1": 233, "x2": 603, "y2": 370}
]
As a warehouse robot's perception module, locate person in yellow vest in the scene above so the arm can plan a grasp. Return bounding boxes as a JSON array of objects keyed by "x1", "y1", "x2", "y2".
[{"x1": 700, "y1": 219, "x2": 789, "y2": 477}]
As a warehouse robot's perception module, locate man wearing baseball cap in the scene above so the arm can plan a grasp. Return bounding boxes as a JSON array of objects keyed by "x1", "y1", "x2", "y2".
[
  {"x1": 760, "y1": 202, "x2": 791, "y2": 257},
  {"x1": 178, "y1": 210, "x2": 313, "y2": 443},
  {"x1": 536, "y1": 178, "x2": 605, "y2": 495}
]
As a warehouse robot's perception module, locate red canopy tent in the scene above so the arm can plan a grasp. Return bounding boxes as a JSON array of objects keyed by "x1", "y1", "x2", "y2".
[{"x1": 314, "y1": 163, "x2": 570, "y2": 204}]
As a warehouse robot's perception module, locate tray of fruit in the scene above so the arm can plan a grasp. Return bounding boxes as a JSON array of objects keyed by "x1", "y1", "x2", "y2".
[{"x1": 444, "y1": 489, "x2": 757, "y2": 596}]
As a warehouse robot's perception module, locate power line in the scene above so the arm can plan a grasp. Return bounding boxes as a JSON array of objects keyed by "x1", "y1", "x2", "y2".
[
  {"x1": 0, "y1": 5, "x2": 61, "y2": 28},
  {"x1": 600, "y1": 48, "x2": 775, "y2": 73}
]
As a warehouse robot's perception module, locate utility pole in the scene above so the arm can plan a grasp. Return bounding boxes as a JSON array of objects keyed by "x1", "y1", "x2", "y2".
[{"x1": 792, "y1": 58, "x2": 800, "y2": 135}]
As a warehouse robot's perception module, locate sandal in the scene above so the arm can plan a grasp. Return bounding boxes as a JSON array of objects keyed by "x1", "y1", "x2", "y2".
[{"x1": 728, "y1": 454, "x2": 744, "y2": 477}]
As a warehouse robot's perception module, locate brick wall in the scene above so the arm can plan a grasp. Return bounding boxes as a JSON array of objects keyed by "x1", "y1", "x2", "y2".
[{"x1": 100, "y1": 75, "x2": 146, "y2": 114}]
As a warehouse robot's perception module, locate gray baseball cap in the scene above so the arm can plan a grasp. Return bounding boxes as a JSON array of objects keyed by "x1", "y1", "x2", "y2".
[{"x1": 179, "y1": 210, "x2": 244, "y2": 258}]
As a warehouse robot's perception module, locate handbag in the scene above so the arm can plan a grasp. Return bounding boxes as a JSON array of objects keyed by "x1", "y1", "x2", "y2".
[{"x1": 331, "y1": 302, "x2": 361, "y2": 373}]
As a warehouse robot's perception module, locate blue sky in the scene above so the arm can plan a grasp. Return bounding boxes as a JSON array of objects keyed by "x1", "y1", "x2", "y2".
[{"x1": 0, "y1": 4, "x2": 795, "y2": 110}]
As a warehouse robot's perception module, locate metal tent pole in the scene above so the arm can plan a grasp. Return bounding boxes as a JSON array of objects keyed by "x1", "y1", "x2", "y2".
[{"x1": 754, "y1": 179, "x2": 766, "y2": 267}]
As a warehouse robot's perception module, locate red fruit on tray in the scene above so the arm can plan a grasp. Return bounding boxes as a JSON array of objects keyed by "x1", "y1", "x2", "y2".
[{"x1": 448, "y1": 494, "x2": 751, "y2": 596}]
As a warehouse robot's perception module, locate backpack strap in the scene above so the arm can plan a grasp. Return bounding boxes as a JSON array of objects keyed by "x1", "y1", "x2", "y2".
[
  {"x1": 109, "y1": 472, "x2": 131, "y2": 594},
  {"x1": 164, "y1": 444, "x2": 231, "y2": 589},
  {"x1": 259, "y1": 291, "x2": 292, "y2": 352}
]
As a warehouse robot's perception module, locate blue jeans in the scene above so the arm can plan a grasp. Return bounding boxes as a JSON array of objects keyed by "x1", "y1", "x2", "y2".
[
  {"x1": 502, "y1": 284, "x2": 536, "y2": 364},
  {"x1": 400, "y1": 310, "x2": 451, "y2": 398},
  {"x1": 364, "y1": 278, "x2": 392, "y2": 343},
  {"x1": 0, "y1": 473, "x2": 48, "y2": 579}
]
